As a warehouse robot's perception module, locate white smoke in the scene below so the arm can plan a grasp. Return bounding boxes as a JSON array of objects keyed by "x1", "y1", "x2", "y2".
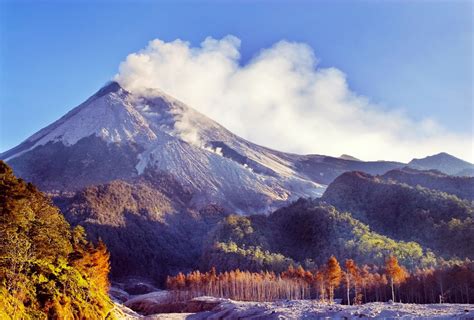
[{"x1": 115, "y1": 36, "x2": 473, "y2": 162}]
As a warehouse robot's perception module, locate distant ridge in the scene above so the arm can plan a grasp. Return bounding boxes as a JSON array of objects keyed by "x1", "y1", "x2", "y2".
[
  {"x1": 408, "y1": 152, "x2": 474, "y2": 176},
  {"x1": 382, "y1": 166, "x2": 474, "y2": 201}
]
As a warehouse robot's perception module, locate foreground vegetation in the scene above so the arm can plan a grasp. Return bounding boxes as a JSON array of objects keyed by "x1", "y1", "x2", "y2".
[
  {"x1": 167, "y1": 256, "x2": 474, "y2": 304},
  {"x1": 0, "y1": 161, "x2": 113, "y2": 319}
]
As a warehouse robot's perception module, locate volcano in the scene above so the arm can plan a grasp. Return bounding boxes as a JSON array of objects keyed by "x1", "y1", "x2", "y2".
[{"x1": 2, "y1": 81, "x2": 326, "y2": 213}]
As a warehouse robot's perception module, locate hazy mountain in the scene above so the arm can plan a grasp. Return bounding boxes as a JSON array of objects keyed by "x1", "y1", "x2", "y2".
[
  {"x1": 457, "y1": 167, "x2": 474, "y2": 177},
  {"x1": 382, "y1": 167, "x2": 474, "y2": 201},
  {"x1": 295, "y1": 154, "x2": 403, "y2": 185},
  {"x1": 408, "y1": 152, "x2": 474, "y2": 176}
]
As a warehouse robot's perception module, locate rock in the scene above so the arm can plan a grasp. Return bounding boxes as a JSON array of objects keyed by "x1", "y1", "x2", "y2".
[
  {"x1": 183, "y1": 297, "x2": 224, "y2": 313},
  {"x1": 124, "y1": 281, "x2": 159, "y2": 295},
  {"x1": 124, "y1": 291, "x2": 174, "y2": 315},
  {"x1": 123, "y1": 293, "x2": 225, "y2": 316},
  {"x1": 110, "y1": 287, "x2": 130, "y2": 303},
  {"x1": 112, "y1": 301, "x2": 141, "y2": 319}
]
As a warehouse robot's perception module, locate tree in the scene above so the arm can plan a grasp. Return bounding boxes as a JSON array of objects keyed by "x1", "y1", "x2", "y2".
[
  {"x1": 315, "y1": 269, "x2": 326, "y2": 302},
  {"x1": 385, "y1": 255, "x2": 407, "y2": 302},
  {"x1": 71, "y1": 240, "x2": 111, "y2": 295},
  {"x1": 345, "y1": 259, "x2": 358, "y2": 305},
  {"x1": 326, "y1": 256, "x2": 342, "y2": 303},
  {"x1": 0, "y1": 161, "x2": 114, "y2": 319}
]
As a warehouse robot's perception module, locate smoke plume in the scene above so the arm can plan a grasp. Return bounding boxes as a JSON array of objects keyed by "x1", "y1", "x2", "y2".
[{"x1": 115, "y1": 36, "x2": 473, "y2": 162}]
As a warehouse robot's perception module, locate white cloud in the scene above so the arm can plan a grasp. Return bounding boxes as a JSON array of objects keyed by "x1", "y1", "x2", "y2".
[{"x1": 115, "y1": 36, "x2": 473, "y2": 163}]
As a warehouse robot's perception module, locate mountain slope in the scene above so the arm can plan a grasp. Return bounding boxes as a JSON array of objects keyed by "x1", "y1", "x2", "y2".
[
  {"x1": 2, "y1": 82, "x2": 324, "y2": 213},
  {"x1": 382, "y1": 167, "x2": 474, "y2": 201},
  {"x1": 54, "y1": 170, "x2": 228, "y2": 283},
  {"x1": 408, "y1": 152, "x2": 474, "y2": 176},
  {"x1": 3, "y1": 82, "x2": 470, "y2": 213},
  {"x1": 321, "y1": 171, "x2": 474, "y2": 259},
  {"x1": 203, "y1": 199, "x2": 432, "y2": 272}
]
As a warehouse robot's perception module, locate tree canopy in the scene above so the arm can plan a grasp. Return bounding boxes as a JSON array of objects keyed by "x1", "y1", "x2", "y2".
[{"x1": 0, "y1": 161, "x2": 113, "y2": 319}]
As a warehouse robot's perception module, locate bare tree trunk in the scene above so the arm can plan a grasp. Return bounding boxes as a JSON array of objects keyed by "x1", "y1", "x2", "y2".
[
  {"x1": 391, "y1": 278, "x2": 395, "y2": 302},
  {"x1": 346, "y1": 276, "x2": 351, "y2": 305}
]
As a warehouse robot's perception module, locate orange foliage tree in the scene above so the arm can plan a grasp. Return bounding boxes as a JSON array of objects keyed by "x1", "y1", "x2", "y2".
[
  {"x1": 166, "y1": 258, "x2": 473, "y2": 304},
  {"x1": 344, "y1": 259, "x2": 360, "y2": 305},
  {"x1": 326, "y1": 256, "x2": 342, "y2": 303},
  {"x1": 385, "y1": 255, "x2": 408, "y2": 302}
]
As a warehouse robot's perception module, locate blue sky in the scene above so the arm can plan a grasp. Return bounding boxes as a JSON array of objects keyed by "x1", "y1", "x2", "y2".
[{"x1": 0, "y1": 0, "x2": 472, "y2": 159}]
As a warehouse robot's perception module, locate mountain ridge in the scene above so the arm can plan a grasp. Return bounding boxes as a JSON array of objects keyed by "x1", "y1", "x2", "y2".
[
  {"x1": 2, "y1": 82, "x2": 472, "y2": 214},
  {"x1": 382, "y1": 166, "x2": 474, "y2": 201},
  {"x1": 321, "y1": 170, "x2": 474, "y2": 259},
  {"x1": 408, "y1": 152, "x2": 474, "y2": 176},
  {"x1": 1, "y1": 82, "x2": 324, "y2": 213}
]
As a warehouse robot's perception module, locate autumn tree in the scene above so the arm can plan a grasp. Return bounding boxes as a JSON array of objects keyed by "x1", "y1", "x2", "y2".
[
  {"x1": 166, "y1": 260, "x2": 474, "y2": 304},
  {"x1": 71, "y1": 240, "x2": 111, "y2": 295},
  {"x1": 385, "y1": 255, "x2": 407, "y2": 302},
  {"x1": 315, "y1": 268, "x2": 326, "y2": 302},
  {"x1": 326, "y1": 256, "x2": 342, "y2": 303},
  {"x1": 0, "y1": 161, "x2": 114, "y2": 319},
  {"x1": 344, "y1": 259, "x2": 358, "y2": 305}
]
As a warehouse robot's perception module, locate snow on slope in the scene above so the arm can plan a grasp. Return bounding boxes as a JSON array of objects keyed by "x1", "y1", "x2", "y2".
[
  {"x1": 2, "y1": 82, "x2": 156, "y2": 161},
  {"x1": 2, "y1": 82, "x2": 324, "y2": 212}
]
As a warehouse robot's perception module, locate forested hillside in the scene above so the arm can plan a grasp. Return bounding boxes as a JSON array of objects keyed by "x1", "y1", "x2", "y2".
[
  {"x1": 382, "y1": 167, "x2": 474, "y2": 201},
  {"x1": 54, "y1": 169, "x2": 228, "y2": 283},
  {"x1": 203, "y1": 199, "x2": 434, "y2": 273},
  {"x1": 0, "y1": 161, "x2": 113, "y2": 319},
  {"x1": 322, "y1": 171, "x2": 474, "y2": 259}
]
